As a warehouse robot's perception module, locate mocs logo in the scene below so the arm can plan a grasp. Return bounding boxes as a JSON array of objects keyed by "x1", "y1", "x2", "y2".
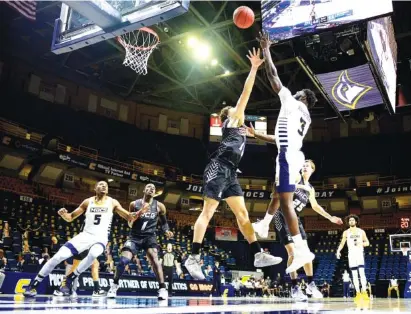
[
  {"x1": 15, "y1": 279, "x2": 31, "y2": 293},
  {"x1": 331, "y1": 70, "x2": 372, "y2": 110}
]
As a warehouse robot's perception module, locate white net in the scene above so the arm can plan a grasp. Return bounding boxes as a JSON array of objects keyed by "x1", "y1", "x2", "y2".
[{"x1": 117, "y1": 27, "x2": 159, "y2": 75}]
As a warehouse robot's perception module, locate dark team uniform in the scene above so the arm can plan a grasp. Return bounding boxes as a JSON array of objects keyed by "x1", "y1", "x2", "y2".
[
  {"x1": 274, "y1": 176, "x2": 312, "y2": 245},
  {"x1": 203, "y1": 119, "x2": 247, "y2": 201},
  {"x1": 123, "y1": 199, "x2": 159, "y2": 255}
]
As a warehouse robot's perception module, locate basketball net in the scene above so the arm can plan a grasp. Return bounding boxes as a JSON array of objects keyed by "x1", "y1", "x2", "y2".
[
  {"x1": 117, "y1": 27, "x2": 159, "y2": 75},
  {"x1": 401, "y1": 247, "x2": 410, "y2": 256}
]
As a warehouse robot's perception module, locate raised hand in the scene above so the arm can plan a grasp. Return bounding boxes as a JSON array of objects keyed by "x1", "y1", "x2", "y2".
[
  {"x1": 165, "y1": 230, "x2": 174, "y2": 239},
  {"x1": 58, "y1": 208, "x2": 68, "y2": 217},
  {"x1": 247, "y1": 47, "x2": 264, "y2": 68},
  {"x1": 257, "y1": 31, "x2": 272, "y2": 49}
]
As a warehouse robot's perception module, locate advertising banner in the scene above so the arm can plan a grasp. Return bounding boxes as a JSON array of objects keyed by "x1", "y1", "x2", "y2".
[
  {"x1": 215, "y1": 227, "x2": 238, "y2": 241},
  {"x1": 1, "y1": 132, "x2": 42, "y2": 154},
  {"x1": 1, "y1": 271, "x2": 213, "y2": 296},
  {"x1": 357, "y1": 184, "x2": 411, "y2": 196},
  {"x1": 58, "y1": 153, "x2": 165, "y2": 186}
]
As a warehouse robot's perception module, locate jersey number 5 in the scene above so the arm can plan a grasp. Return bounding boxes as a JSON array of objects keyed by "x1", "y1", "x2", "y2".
[
  {"x1": 94, "y1": 214, "x2": 101, "y2": 225},
  {"x1": 298, "y1": 117, "x2": 307, "y2": 136}
]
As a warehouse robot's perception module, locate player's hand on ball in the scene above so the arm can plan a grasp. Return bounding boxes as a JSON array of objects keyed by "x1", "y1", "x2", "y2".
[
  {"x1": 165, "y1": 231, "x2": 174, "y2": 239},
  {"x1": 247, "y1": 47, "x2": 264, "y2": 68},
  {"x1": 336, "y1": 251, "x2": 341, "y2": 259},
  {"x1": 257, "y1": 31, "x2": 272, "y2": 49},
  {"x1": 330, "y1": 216, "x2": 343, "y2": 225},
  {"x1": 246, "y1": 122, "x2": 256, "y2": 137}
]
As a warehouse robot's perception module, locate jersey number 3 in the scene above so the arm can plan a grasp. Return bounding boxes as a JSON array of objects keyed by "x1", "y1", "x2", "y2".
[{"x1": 298, "y1": 117, "x2": 307, "y2": 136}]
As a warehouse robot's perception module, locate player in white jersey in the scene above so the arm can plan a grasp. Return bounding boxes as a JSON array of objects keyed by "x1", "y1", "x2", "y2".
[
  {"x1": 336, "y1": 215, "x2": 370, "y2": 301},
  {"x1": 24, "y1": 181, "x2": 134, "y2": 297},
  {"x1": 259, "y1": 31, "x2": 318, "y2": 274}
]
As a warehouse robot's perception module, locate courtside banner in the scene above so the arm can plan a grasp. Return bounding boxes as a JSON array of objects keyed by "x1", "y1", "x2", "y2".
[
  {"x1": 1, "y1": 271, "x2": 213, "y2": 296},
  {"x1": 317, "y1": 64, "x2": 383, "y2": 112},
  {"x1": 357, "y1": 184, "x2": 411, "y2": 196},
  {"x1": 215, "y1": 227, "x2": 238, "y2": 241},
  {"x1": 58, "y1": 153, "x2": 165, "y2": 186}
]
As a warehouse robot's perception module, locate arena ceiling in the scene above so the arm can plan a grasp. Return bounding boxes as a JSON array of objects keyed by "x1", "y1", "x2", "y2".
[{"x1": 1, "y1": 1, "x2": 411, "y2": 117}]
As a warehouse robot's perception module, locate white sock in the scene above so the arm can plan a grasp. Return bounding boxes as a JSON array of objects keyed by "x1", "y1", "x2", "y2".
[
  {"x1": 263, "y1": 213, "x2": 274, "y2": 224},
  {"x1": 292, "y1": 234, "x2": 304, "y2": 246}
]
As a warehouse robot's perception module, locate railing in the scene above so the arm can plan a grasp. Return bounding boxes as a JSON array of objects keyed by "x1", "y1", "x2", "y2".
[
  {"x1": 357, "y1": 176, "x2": 411, "y2": 187},
  {"x1": 0, "y1": 118, "x2": 44, "y2": 144}
]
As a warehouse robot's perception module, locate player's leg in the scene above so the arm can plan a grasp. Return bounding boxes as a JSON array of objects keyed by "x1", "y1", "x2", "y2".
[
  {"x1": 277, "y1": 150, "x2": 314, "y2": 273},
  {"x1": 186, "y1": 161, "x2": 223, "y2": 280},
  {"x1": 62, "y1": 243, "x2": 105, "y2": 294},
  {"x1": 91, "y1": 259, "x2": 105, "y2": 297},
  {"x1": 350, "y1": 262, "x2": 361, "y2": 300},
  {"x1": 253, "y1": 185, "x2": 280, "y2": 238},
  {"x1": 108, "y1": 240, "x2": 136, "y2": 298},
  {"x1": 146, "y1": 247, "x2": 168, "y2": 300},
  {"x1": 225, "y1": 192, "x2": 282, "y2": 268},
  {"x1": 24, "y1": 245, "x2": 73, "y2": 297},
  {"x1": 358, "y1": 257, "x2": 369, "y2": 300},
  {"x1": 54, "y1": 257, "x2": 81, "y2": 296}
]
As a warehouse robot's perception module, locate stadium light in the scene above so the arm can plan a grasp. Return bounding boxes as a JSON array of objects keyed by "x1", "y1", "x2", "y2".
[
  {"x1": 224, "y1": 70, "x2": 230, "y2": 75},
  {"x1": 187, "y1": 37, "x2": 198, "y2": 48},
  {"x1": 211, "y1": 59, "x2": 218, "y2": 66},
  {"x1": 193, "y1": 42, "x2": 211, "y2": 60},
  {"x1": 107, "y1": 178, "x2": 114, "y2": 182}
]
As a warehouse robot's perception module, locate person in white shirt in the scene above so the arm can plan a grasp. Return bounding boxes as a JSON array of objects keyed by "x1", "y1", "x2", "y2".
[
  {"x1": 259, "y1": 31, "x2": 318, "y2": 274},
  {"x1": 342, "y1": 270, "x2": 351, "y2": 298},
  {"x1": 388, "y1": 275, "x2": 399, "y2": 298},
  {"x1": 336, "y1": 215, "x2": 370, "y2": 301}
]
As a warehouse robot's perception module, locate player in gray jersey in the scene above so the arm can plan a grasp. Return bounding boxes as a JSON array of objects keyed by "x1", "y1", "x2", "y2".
[{"x1": 107, "y1": 183, "x2": 173, "y2": 300}]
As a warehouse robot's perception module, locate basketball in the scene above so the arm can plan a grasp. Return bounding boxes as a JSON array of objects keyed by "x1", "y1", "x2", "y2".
[{"x1": 233, "y1": 6, "x2": 255, "y2": 29}]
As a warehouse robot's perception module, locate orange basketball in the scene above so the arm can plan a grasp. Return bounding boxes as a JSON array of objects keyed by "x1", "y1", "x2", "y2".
[{"x1": 233, "y1": 6, "x2": 255, "y2": 29}]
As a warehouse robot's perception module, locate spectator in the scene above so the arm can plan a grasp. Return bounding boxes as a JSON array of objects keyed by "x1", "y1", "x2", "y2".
[
  {"x1": 39, "y1": 253, "x2": 50, "y2": 267},
  {"x1": 105, "y1": 254, "x2": 114, "y2": 273},
  {"x1": 388, "y1": 275, "x2": 400, "y2": 298},
  {"x1": 0, "y1": 249, "x2": 6, "y2": 293},
  {"x1": 17, "y1": 255, "x2": 24, "y2": 272},
  {"x1": 231, "y1": 277, "x2": 242, "y2": 297},
  {"x1": 300, "y1": 278, "x2": 307, "y2": 294},
  {"x1": 342, "y1": 270, "x2": 351, "y2": 299},
  {"x1": 321, "y1": 281, "x2": 330, "y2": 297},
  {"x1": 212, "y1": 261, "x2": 221, "y2": 296}
]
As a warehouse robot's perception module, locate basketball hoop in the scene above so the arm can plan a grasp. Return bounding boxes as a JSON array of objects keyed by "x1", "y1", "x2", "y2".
[{"x1": 117, "y1": 27, "x2": 159, "y2": 75}]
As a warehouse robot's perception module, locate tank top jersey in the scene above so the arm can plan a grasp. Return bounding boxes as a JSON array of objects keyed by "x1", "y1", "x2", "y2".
[
  {"x1": 130, "y1": 199, "x2": 158, "y2": 238},
  {"x1": 83, "y1": 197, "x2": 114, "y2": 241},
  {"x1": 293, "y1": 176, "x2": 312, "y2": 213},
  {"x1": 346, "y1": 228, "x2": 364, "y2": 253},
  {"x1": 212, "y1": 118, "x2": 247, "y2": 168},
  {"x1": 275, "y1": 87, "x2": 311, "y2": 151}
]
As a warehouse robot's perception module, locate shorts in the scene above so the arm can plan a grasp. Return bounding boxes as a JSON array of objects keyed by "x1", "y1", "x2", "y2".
[
  {"x1": 64, "y1": 232, "x2": 107, "y2": 256},
  {"x1": 348, "y1": 252, "x2": 365, "y2": 269},
  {"x1": 203, "y1": 159, "x2": 243, "y2": 201},
  {"x1": 73, "y1": 250, "x2": 89, "y2": 260},
  {"x1": 122, "y1": 235, "x2": 158, "y2": 256},
  {"x1": 273, "y1": 210, "x2": 306, "y2": 245},
  {"x1": 275, "y1": 148, "x2": 305, "y2": 193}
]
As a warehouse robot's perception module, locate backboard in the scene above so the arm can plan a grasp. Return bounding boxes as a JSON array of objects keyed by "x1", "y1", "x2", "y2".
[
  {"x1": 51, "y1": 0, "x2": 190, "y2": 54},
  {"x1": 389, "y1": 233, "x2": 411, "y2": 253}
]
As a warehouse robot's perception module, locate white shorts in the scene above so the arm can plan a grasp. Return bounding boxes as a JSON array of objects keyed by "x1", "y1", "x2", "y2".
[
  {"x1": 348, "y1": 252, "x2": 365, "y2": 269},
  {"x1": 275, "y1": 149, "x2": 305, "y2": 193},
  {"x1": 64, "y1": 232, "x2": 107, "y2": 256}
]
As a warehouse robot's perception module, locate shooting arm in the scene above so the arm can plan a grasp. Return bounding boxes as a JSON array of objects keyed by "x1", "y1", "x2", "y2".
[
  {"x1": 232, "y1": 66, "x2": 259, "y2": 121},
  {"x1": 158, "y1": 202, "x2": 170, "y2": 233},
  {"x1": 262, "y1": 47, "x2": 283, "y2": 93}
]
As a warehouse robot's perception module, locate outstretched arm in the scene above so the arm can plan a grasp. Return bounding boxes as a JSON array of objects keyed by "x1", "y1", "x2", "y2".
[
  {"x1": 336, "y1": 231, "x2": 347, "y2": 259},
  {"x1": 309, "y1": 188, "x2": 343, "y2": 225},
  {"x1": 231, "y1": 48, "x2": 264, "y2": 124},
  {"x1": 258, "y1": 31, "x2": 283, "y2": 93},
  {"x1": 58, "y1": 199, "x2": 88, "y2": 222},
  {"x1": 113, "y1": 199, "x2": 132, "y2": 220},
  {"x1": 246, "y1": 122, "x2": 275, "y2": 143}
]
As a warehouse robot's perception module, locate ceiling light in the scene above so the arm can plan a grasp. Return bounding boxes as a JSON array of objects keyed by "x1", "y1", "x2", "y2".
[
  {"x1": 193, "y1": 43, "x2": 211, "y2": 60},
  {"x1": 107, "y1": 178, "x2": 114, "y2": 182},
  {"x1": 211, "y1": 59, "x2": 218, "y2": 66},
  {"x1": 187, "y1": 37, "x2": 198, "y2": 48},
  {"x1": 224, "y1": 70, "x2": 230, "y2": 75}
]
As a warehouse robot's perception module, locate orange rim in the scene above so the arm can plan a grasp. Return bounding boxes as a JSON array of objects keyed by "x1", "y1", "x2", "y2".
[{"x1": 117, "y1": 27, "x2": 159, "y2": 51}]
